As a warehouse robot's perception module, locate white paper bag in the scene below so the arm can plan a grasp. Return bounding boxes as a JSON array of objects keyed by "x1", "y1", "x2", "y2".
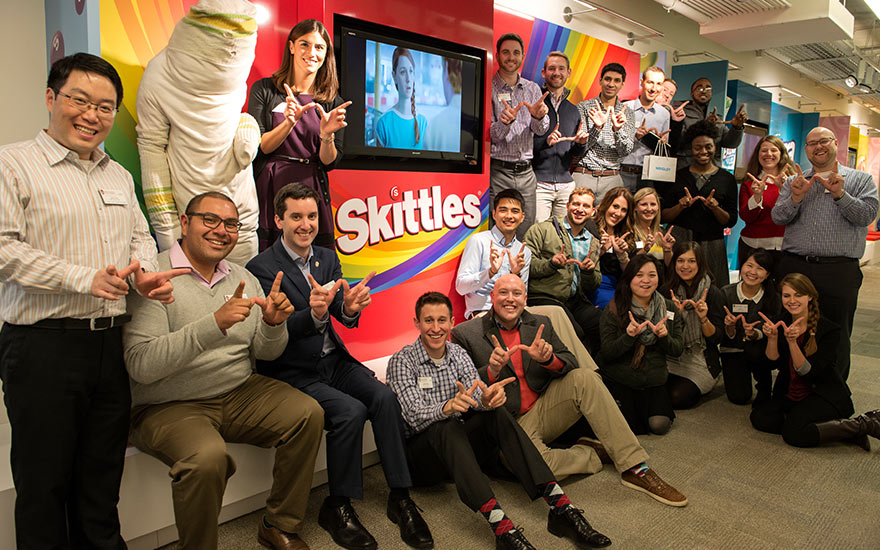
[{"x1": 641, "y1": 141, "x2": 677, "y2": 182}]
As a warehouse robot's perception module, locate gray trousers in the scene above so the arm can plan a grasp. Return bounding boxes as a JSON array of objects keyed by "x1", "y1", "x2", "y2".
[{"x1": 571, "y1": 172, "x2": 624, "y2": 205}]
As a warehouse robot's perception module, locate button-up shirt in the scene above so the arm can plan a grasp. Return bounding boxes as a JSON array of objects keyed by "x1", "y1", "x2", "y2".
[
  {"x1": 620, "y1": 98, "x2": 670, "y2": 167},
  {"x1": 576, "y1": 96, "x2": 636, "y2": 170},
  {"x1": 564, "y1": 217, "x2": 592, "y2": 295},
  {"x1": 772, "y1": 164, "x2": 878, "y2": 258},
  {"x1": 455, "y1": 226, "x2": 532, "y2": 318},
  {"x1": 169, "y1": 240, "x2": 230, "y2": 288},
  {"x1": 387, "y1": 338, "x2": 485, "y2": 436},
  {"x1": 490, "y1": 73, "x2": 549, "y2": 162},
  {"x1": 0, "y1": 131, "x2": 158, "y2": 324}
]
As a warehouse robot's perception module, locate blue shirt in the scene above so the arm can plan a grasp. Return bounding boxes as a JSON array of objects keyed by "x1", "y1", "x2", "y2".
[
  {"x1": 620, "y1": 98, "x2": 670, "y2": 167},
  {"x1": 375, "y1": 109, "x2": 428, "y2": 150},
  {"x1": 564, "y1": 217, "x2": 593, "y2": 296},
  {"x1": 455, "y1": 226, "x2": 532, "y2": 318}
]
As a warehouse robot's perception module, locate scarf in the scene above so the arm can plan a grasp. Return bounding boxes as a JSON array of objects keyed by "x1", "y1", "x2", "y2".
[
  {"x1": 674, "y1": 275, "x2": 711, "y2": 352},
  {"x1": 628, "y1": 292, "x2": 667, "y2": 369}
]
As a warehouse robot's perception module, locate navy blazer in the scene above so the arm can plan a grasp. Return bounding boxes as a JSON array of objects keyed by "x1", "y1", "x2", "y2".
[{"x1": 247, "y1": 239, "x2": 359, "y2": 383}]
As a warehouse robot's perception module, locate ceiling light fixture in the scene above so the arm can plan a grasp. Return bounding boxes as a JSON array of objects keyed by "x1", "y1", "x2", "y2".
[{"x1": 845, "y1": 74, "x2": 859, "y2": 88}]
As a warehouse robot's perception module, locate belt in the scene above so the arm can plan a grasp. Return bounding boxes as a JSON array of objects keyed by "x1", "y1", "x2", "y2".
[
  {"x1": 270, "y1": 154, "x2": 311, "y2": 165},
  {"x1": 492, "y1": 159, "x2": 532, "y2": 172},
  {"x1": 620, "y1": 165, "x2": 642, "y2": 174},
  {"x1": 784, "y1": 251, "x2": 857, "y2": 264},
  {"x1": 32, "y1": 315, "x2": 132, "y2": 331},
  {"x1": 572, "y1": 167, "x2": 619, "y2": 176}
]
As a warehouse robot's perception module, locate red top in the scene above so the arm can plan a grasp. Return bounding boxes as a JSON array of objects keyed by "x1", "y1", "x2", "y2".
[
  {"x1": 738, "y1": 179, "x2": 786, "y2": 239},
  {"x1": 785, "y1": 334, "x2": 813, "y2": 401},
  {"x1": 497, "y1": 327, "x2": 564, "y2": 414}
]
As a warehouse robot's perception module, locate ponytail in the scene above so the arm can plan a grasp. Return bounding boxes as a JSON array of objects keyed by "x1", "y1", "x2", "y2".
[{"x1": 411, "y1": 83, "x2": 420, "y2": 144}]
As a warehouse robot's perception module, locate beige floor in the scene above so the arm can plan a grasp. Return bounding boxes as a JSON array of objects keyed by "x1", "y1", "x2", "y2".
[{"x1": 164, "y1": 267, "x2": 880, "y2": 550}]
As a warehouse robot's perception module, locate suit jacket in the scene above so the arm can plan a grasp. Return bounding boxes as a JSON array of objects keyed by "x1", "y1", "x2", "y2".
[
  {"x1": 450, "y1": 310, "x2": 577, "y2": 417},
  {"x1": 247, "y1": 239, "x2": 359, "y2": 383}
]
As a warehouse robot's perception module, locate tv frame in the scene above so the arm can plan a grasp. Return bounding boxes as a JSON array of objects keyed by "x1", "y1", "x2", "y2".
[{"x1": 333, "y1": 14, "x2": 486, "y2": 174}]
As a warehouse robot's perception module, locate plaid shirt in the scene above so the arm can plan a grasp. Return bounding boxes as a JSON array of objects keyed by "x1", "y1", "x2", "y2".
[
  {"x1": 490, "y1": 73, "x2": 549, "y2": 162},
  {"x1": 387, "y1": 338, "x2": 484, "y2": 436},
  {"x1": 575, "y1": 96, "x2": 636, "y2": 170},
  {"x1": 564, "y1": 217, "x2": 592, "y2": 295}
]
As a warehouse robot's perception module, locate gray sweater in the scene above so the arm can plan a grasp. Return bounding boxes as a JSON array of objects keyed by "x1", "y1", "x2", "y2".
[{"x1": 124, "y1": 251, "x2": 288, "y2": 407}]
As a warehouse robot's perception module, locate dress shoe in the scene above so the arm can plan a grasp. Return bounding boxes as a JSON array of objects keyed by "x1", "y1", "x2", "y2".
[
  {"x1": 257, "y1": 519, "x2": 310, "y2": 550},
  {"x1": 387, "y1": 495, "x2": 434, "y2": 548},
  {"x1": 547, "y1": 506, "x2": 612, "y2": 549},
  {"x1": 495, "y1": 527, "x2": 535, "y2": 550},
  {"x1": 318, "y1": 500, "x2": 377, "y2": 550}
]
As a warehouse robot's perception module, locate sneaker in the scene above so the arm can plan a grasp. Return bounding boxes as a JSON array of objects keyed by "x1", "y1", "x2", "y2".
[
  {"x1": 495, "y1": 527, "x2": 535, "y2": 550},
  {"x1": 620, "y1": 468, "x2": 688, "y2": 507},
  {"x1": 576, "y1": 437, "x2": 613, "y2": 465},
  {"x1": 547, "y1": 506, "x2": 612, "y2": 549}
]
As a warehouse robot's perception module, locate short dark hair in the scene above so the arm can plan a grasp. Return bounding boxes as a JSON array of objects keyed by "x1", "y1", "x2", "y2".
[
  {"x1": 496, "y1": 33, "x2": 524, "y2": 54},
  {"x1": 47, "y1": 53, "x2": 124, "y2": 106},
  {"x1": 493, "y1": 188, "x2": 525, "y2": 211},
  {"x1": 600, "y1": 62, "x2": 626, "y2": 81},
  {"x1": 681, "y1": 119, "x2": 719, "y2": 149},
  {"x1": 274, "y1": 183, "x2": 321, "y2": 218},
  {"x1": 185, "y1": 191, "x2": 237, "y2": 215},
  {"x1": 415, "y1": 291, "x2": 452, "y2": 319}
]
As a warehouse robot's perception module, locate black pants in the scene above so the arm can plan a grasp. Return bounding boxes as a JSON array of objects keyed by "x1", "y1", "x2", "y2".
[
  {"x1": 283, "y1": 350, "x2": 411, "y2": 499},
  {"x1": 777, "y1": 254, "x2": 861, "y2": 381},
  {"x1": 599, "y1": 376, "x2": 674, "y2": 436},
  {"x1": 527, "y1": 294, "x2": 602, "y2": 355},
  {"x1": 0, "y1": 324, "x2": 130, "y2": 550},
  {"x1": 750, "y1": 394, "x2": 849, "y2": 448},
  {"x1": 721, "y1": 351, "x2": 773, "y2": 405},
  {"x1": 405, "y1": 408, "x2": 554, "y2": 511}
]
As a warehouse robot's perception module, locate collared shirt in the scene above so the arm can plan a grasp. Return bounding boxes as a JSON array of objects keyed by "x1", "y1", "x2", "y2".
[
  {"x1": 490, "y1": 72, "x2": 549, "y2": 162},
  {"x1": 564, "y1": 217, "x2": 592, "y2": 295},
  {"x1": 169, "y1": 240, "x2": 230, "y2": 288},
  {"x1": 772, "y1": 164, "x2": 879, "y2": 258},
  {"x1": 0, "y1": 131, "x2": 158, "y2": 324},
  {"x1": 620, "y1": 98, "x2": 670, "y2": 167},
  {"x1": 455, "y1": 226, "x2": 532, "y2": 318},
  {"x1": 386, "y1": 338, "x2": 485, "y2": 436},
  {"x1": 576, "y1": 96, "x2": 636, "y2": 170}
]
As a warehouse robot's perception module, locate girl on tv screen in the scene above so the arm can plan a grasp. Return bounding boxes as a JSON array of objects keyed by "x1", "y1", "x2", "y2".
[{"x1": 375, "y1": 47, "x2": 429, "y2": 150}]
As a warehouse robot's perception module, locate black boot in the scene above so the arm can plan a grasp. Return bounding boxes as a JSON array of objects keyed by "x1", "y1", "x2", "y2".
[{"x1": 814, "y1": 410, "x2": 880, "y2": 451}]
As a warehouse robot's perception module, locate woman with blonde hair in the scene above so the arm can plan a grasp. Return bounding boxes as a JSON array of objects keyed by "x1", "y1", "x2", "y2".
[
  {"x1": 248, "y1": 19, "x2": 351, "y2": 249},
  {"x1": 738, "y1": 135, "x2": 795, "y2": 268},
  {"x1": 592, "y1": 186, "x2": 636, "y2": 309},
  {"x1": 632, "y1": 187, "x2": 675, "y2": 264},
  {"x1": 376, "y1": 47, "x2": 428, "y2": 149},
  {"x1": 750, "y1": 273, "x2": 879, "y2": 448}
]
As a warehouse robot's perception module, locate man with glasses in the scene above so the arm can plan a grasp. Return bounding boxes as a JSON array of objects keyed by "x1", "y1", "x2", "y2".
[
  {"x1": 0, "y1": 53, "x2": 188, "y2": 549},
  {"x1": 678, "y1": 77, "x2": 746, "y2": 168},
  {"x1": 773, "y1": 127, "x2": 879, "y2": 381}
]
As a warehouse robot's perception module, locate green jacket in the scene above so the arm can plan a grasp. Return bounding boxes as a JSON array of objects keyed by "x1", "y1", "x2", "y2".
[
  {"x1": 598, "y1": 297, "x2": 684, "y2": 389},
  {"x1": 524, "y1": 216, "x2": 601, "y2": 303}
]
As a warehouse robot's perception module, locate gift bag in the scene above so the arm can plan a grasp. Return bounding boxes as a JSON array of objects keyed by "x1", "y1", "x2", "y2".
[{"x1": 642, "y1": 140, "x2": 677, "y2": 182}]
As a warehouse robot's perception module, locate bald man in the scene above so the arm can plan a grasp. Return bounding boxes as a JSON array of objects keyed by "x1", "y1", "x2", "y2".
[{"x1": 772, "y1": 127, "x2": 879, "y2": 380}]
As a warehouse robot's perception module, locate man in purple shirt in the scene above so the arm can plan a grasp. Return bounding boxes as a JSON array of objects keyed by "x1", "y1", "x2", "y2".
[{"x1": 490, "y1": 32, "x2": 550, "y2": 241}]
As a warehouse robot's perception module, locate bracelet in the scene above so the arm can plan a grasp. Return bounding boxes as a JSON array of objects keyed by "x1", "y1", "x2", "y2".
[{"x1": 320, "y1": 133, "x2": 335, "y2": 144}]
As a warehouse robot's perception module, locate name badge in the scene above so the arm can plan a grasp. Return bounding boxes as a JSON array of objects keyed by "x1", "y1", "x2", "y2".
[
  {"x1": 636, "y1": 241, "x2": 644, "y2": 249},
  {"x1": 418, "y1": 376, "x2": 433, "y2": 389},
  {"x1": 497, "y1": 92, "x2": 511, "y2": 102},
  {"x1": 666, "y1": 311, "x2": 675, "y2": 320},
  {"x1": 322, "y1": 280, "x2": 337, "y2": 291},
  {"x1": 224, "y1": 293, "x2": 248, "y2": 301},
  {"x1": 732, "y1": 304, "x2": 749, "y2": 314},
  {"x1": 99, "y1": 188, "x2": 126, "y2": 205}
]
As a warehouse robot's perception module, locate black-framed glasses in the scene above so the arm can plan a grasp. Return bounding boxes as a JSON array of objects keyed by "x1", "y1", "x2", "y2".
[
  {"x1": 805, "y1": 137, "x2": 835, "y2": 148},
  {"x1": 186, "y1": 212, "x2": 243, "y2": 233},
  {"x1": 55, "y1": 91, "x2": 117, "y2": 118}
]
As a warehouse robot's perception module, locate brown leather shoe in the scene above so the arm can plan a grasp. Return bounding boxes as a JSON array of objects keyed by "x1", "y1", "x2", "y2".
[
  {"x1": 577, "y1": 437, "x2": 613, "y2": 465},
  {"x1": 258, "y1": 519, "x2": 310, "y2": 550}
]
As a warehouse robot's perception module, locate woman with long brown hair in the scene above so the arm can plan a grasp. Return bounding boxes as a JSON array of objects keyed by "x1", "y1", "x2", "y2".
[
  {"x1": 750, "y1": 273, "x2": 879, "y2": 448},
  {"x1": 591, "y1": 186, "x2": 635, "y2": 309},
  {"x1": 248, "y1": 19, "x2": 351, "y2": 249},
  {"x1": 375, "y1": 47, "x2": 428, "y2": 149}
]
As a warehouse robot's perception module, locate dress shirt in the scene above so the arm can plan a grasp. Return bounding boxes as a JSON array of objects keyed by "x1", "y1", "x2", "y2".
[
  {"x1": 575, "y1": 97, "x2": 636, "y2": 170},
  {"x1": 455, "y1": 226, "x2": 532, "y2": 318},
  {"x1": 387, "y1": 339, "x2": 485, "y2": 436},
  {"x1": 564, "y1": 217, "x2": 593, "y2": 295},
  {"x1": 169, "y1": 241, "x2": 230, "y2": 288},
  {"x1": 0, "y1": 131, "x2": 158, "y2": 324},
  {"x1": 771, "y1": 164, "x2": 878, "y2": 258},
  {"x1": 490, "y1": 73, "x2": 549, "y2": 162},
  {"x1": 620, "y1": 99, "x2": 670, "y2": 167}
]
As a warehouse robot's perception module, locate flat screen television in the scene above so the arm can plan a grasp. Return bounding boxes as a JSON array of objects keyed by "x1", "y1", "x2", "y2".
[{"x1": 334, "y1": 14, "x2": 485, "y2": 173}]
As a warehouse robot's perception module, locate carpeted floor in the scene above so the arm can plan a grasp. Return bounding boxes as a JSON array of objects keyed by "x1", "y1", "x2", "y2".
[{"x1": 164, "y1": 267, "x2": 880, "y2": 550}]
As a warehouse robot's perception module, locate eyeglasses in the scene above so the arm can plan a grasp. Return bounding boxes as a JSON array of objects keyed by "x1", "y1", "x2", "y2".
[
  {"x1": 693, "y1": 85, "x2": 712, "y2": 92},
  {"x1": 55, "y1": 91, "x2": 117, "y2": 118},
  {"x1": 805, "y1": 137, "x2": 835, "y2": 148},
  {"x1": 187, "y1": 212, "x2": 243, "y2": 233}
]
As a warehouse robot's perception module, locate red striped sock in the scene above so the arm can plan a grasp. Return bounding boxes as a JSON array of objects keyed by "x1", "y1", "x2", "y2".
[{"x1": 479, "y1": 498, "x2": 514, "y2": 536}]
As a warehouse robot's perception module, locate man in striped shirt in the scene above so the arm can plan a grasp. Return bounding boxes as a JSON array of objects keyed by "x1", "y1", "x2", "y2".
[{"x1": 0, "y1": 53, "x2": 187, "y2": 549}]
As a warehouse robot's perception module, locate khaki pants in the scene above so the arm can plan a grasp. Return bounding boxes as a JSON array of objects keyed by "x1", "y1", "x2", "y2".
[
  {"x1": 130, "y1": 375, "x2": 324, "y2": 550},
  {"x1": 517, "y1": 368, "x2": 649, "y2": 479}
]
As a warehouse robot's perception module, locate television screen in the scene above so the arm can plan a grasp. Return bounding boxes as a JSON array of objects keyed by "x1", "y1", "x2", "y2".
[{"x1": 335, "y1": 15, "x2": 485, "y2": 173}]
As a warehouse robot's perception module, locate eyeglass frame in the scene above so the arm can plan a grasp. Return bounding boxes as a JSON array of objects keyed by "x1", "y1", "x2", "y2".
[
  {"x1": 692, "y1": 85, "x2": 713, "y2": 92},
  {"x1": 186, "y1": 212, "x2": 243, "y2": 233},
  {"x1": 54, "y1": 90, "x2": 118, "y2": 118},
  {"x1": 805, "y1": 137, "x2": 835, "y2": 148}
]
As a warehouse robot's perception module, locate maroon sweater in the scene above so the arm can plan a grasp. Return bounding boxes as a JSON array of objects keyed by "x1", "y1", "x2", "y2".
[{"x1": 739, "y1": 179, "x2": 785, "y2": 239}]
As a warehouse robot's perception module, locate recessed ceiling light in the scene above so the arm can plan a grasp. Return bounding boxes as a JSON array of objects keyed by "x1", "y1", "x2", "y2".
[{"x1": 845, "y1": 74, "x2": 858, "y2": 88}]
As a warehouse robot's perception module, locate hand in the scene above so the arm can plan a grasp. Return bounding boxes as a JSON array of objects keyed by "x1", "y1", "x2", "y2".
[
  {"x1": 253, "y1": 271, "x2": 294, "y2": 326},
  {"x1": 723, "y1": 306, "x2": 743, "y2": 329},
  {"x1": 659, "y1": 128, "x2": 672, "y2": 144},
  {"x1": 789, "y1": 164, "x2": 815, "y2": 204},
  {"x1": 572, "y1": 121, "x2": 588, "y2": 144},
  {"x1": 641, "y1": 232, "x2": 656, "y2": 253},
  {"x1": 342, "y1": 271, "x2": 375, "y2": 316},
  {"x1": 547, "y1": 123, "x2": 563, "y2": 147},
  {"x1": 316, "y1": 100, "x2": 353, "y2": 138},
  {"x1": 635, "y1": 119, "x2": 649, "y2": 139},
  {"x1": 783, "y1": 316, "x2": 807, "y2": 343},
  {"x1": 488, "y1": 334, "x2": 516, "y2": 379},
  {"x1": 599, "y1": 231, "x2": 612, "y2": 254},
  {"x1": 520, "y1": 324, "x2": 553, "y2": 363},
  {"x1": 129, "y1": 262, "x2": 190, "y2": 305},
  {"x1": 656, "y1": 225, "x2": 676, "y2": 252},
  {"x1": 652, "y1": 316, "x2": 669, "y2": 338},
  {"x1": 612, "y1": 232, "x2": 630, "y2": 256},
  {"x1": 742, "y1": 319, "x2": 761, "y2": 340},
  {"x1": 611, "y1": 108, "x2": 627, "y2": 132},
  {"x1": 478, "y1": 377, "x2": 516, "y2": 409},
  {"x1": 670, "y1": 100, "x2": 689, "y2": 122},
  {"x1": 816, "y1": 165, "x2": 845, "y2": 199},
  {"x1": 626, "y1": 311, "x2": 650, "y2": 337},
  {"x1": 499, "y1": 99, "x2": 523, "y2": 125},
  {"x1": 91, "y1": 264, "x2": 130, "y2": 301},
  {"x1": 678, "y1": 188, "x2": 699, "y2": 208},
  {"x1": 282, "y1": 83, "x2": 317, "y2": 125},
  {"x1": 508, "y1": 244, "x2": 527, "y2": 276},
  {"x1": 759, "y1": 312, "x2": 778, "y2": 338},
  {"x1": 526, "y1": 92, "x2": 550, "y2": 119},
  {"x1": 547, "y1": 121, "x2": 586, "y2": 146},
  {"x1": 699, "y1": 189, "x2": 719, "y2": 210},
  {"x1": 694, "y1": 288, "x2": 709, "y2": 321},
  {"x1": 550, "y1": 246, "x2": 568, "y2": 267},
  {"x1": 706, "y1": 107, "x2": 720, "y2": 125},
  {"x1": 565, "y1": 251, "x2": 596, "y2": 271},
  {"x1": 214, "y1": 280, "x2": 257, "y2": 331},
  {"x1": 757, "y1": 313, "x2": 807, "y2": 340},
  {"x1": 588, "y1": 104, "x2": 609, "y2": 129},
  {"x1": 747, "y1": 172, "x2": 767, "y2": 202},
  {"x1": 726, "y1": 104, "x2": 747, "y2": 127},
  {"x1": 308, "y1": 273, "x2": 343, "y2": 320},
  {"x1": 443, "y1": 380, "x2": 480, "y2": 415},
  {"x1": 488, "y1": 241, "x2": 503, "y2": 278}
]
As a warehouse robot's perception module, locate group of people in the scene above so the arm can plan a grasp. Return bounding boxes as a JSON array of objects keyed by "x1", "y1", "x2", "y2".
[{"x1": 2, "y1": 6, "x2": 880, "y2": 550}]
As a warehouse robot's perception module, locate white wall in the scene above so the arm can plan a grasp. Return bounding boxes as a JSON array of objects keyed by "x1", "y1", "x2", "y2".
[{"x1": 1, "y1": 1, "x2": 47, "y2": 145}]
